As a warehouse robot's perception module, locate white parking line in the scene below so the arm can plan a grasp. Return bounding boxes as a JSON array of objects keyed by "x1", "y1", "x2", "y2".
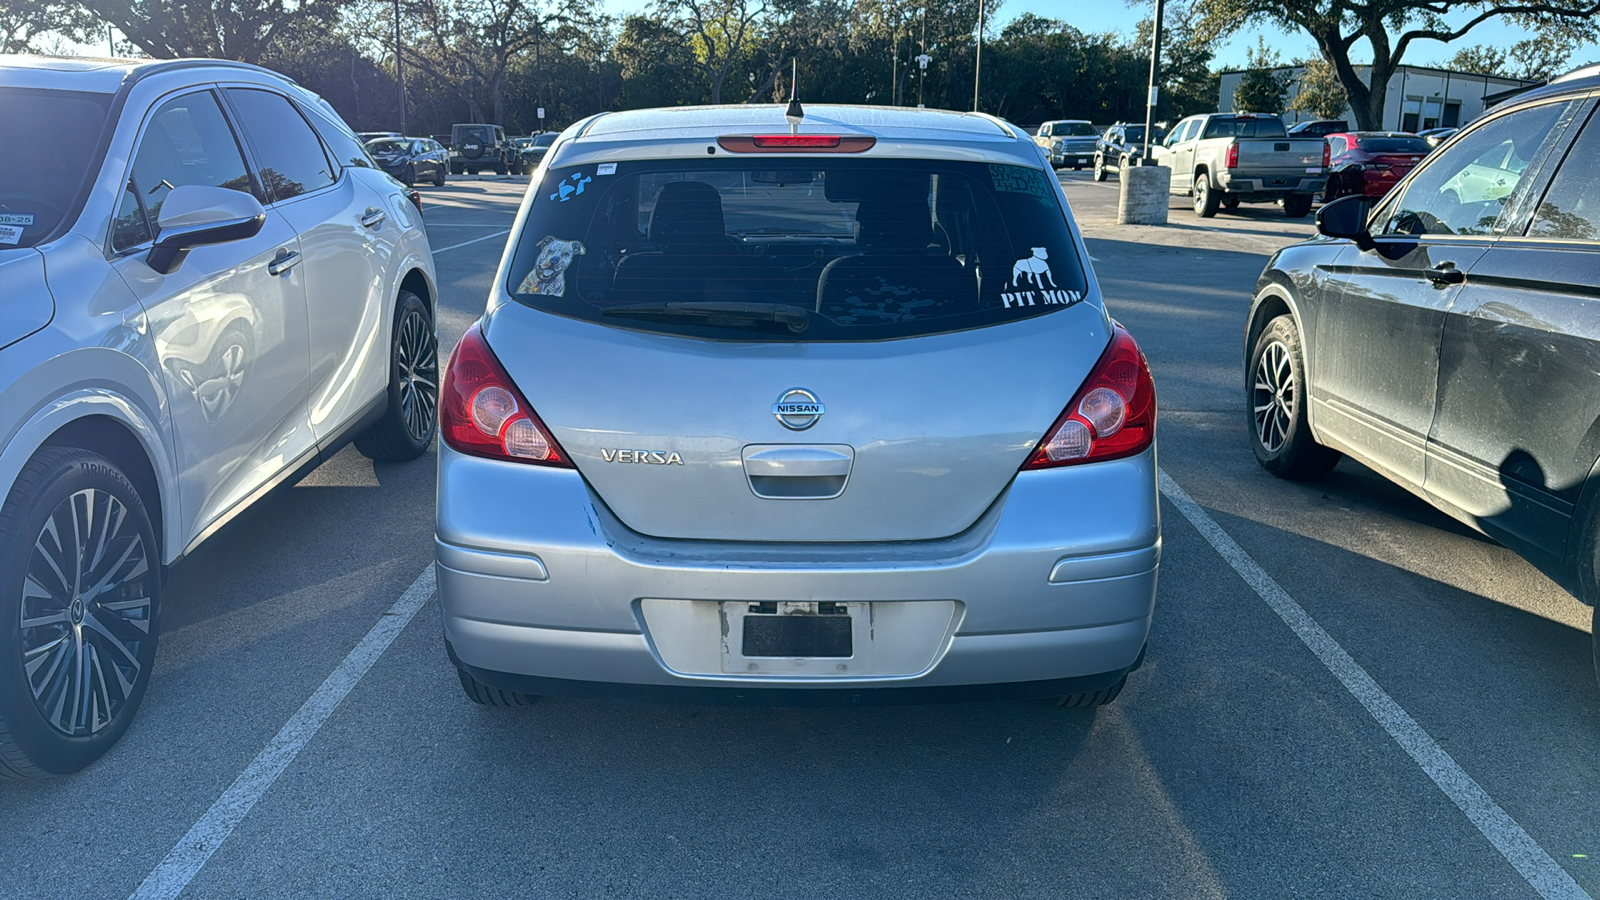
[
  {"x1": 1158, "y1": 470, "x2": 1591, "y2": 900},
  {"x1": 432, "y1": 230, "x2": 511, "y2": 254},
  {"x1": 128, "y1": 565, "x2": 437, "y2": 900}
]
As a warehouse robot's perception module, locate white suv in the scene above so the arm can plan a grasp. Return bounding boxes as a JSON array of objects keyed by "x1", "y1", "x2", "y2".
[{"x1": 0, "y1": 56, "x2": 439, "y2": 778}]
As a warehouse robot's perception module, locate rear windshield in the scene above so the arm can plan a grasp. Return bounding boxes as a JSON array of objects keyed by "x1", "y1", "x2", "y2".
[
  {"x1": 0, "y1": 88, "x2": 110, "y2": 249},
  {"x1": 454, "y1": 126, "x2": 495, "y2": 143},
  {"x1": 504, "y1": 158, "x2": 1089, "y2": 341},
  {"x1": 1203, "y1": 116, "x2": 1288, "y2": 139},
  {"x1": 1357, "y1": 137, "x2": 1431, "y2": 154}
]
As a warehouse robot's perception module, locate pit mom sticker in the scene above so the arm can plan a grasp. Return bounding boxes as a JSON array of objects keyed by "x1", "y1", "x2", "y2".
[{"x1": 1001, "y1": 247, "x2": 1082, "y2": 309}]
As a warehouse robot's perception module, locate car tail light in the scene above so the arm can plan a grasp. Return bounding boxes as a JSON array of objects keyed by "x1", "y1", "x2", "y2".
[
  {"x1": 1322, "y1": 142, "x2": 1331, "y2": 169},
  {"x1": 1225, "y1": 142, "x2": 1239, "y2": 168},
  {"x1": 405, "y1": 189, "x2": 423, "y2": 214},
  {"x1": 440, "y1": 323, "x2": 570, "y2": 467},
  {"x1": 1022, "y1": 324, "x2": 1156, "y2": 469},
  {"x1": 717, "y1": 135, "x2": 877, "y2": 153}
]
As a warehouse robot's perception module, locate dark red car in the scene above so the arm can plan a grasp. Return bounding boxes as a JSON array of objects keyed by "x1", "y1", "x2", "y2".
[{"x1": 1324, "y1": 132, "x2": 1432, "y2": 199}]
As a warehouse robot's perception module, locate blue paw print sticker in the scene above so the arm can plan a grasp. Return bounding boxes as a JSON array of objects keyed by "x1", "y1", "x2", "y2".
[{"x1": 550, "y1": 172, "x2": 592, "y2": 202}]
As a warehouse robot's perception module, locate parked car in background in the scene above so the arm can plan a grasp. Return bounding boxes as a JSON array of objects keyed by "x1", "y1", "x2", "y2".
[
  {"x1": 1093, "y1": 122, "x2": 1157, "y2": 182},
  {"x1": 1418, "y1": 126, "x2": 1459, "y2": 148},
  {"x1": 366, "y1": 135, "x2": 449, "y2": 187},
  {"x1": 449, "y1": 123, "x2": 512, "y2": 176},
  {"x1": 357, "y1": 130, "x2": 403, "y2": 143},
  {"x1": 1323, "y1": 132, "x2": 1430, "y2": 200},
  {"x1": 1151, "y1": 112, "x2": 1327, "y2": 217},
  {"x1": 1286, "y1": 120, "x2": 1348, "y2": 138},
  {"x1": 510, "y1": 132, "x2": 558, "y2": 175},
  {"x1": 0, "y1": 55, "x2": 440, "y2": 779},
  {"x1": 1243, "y1": 69, "x2": 1600, "y2": 689},
  {"x1": 1035, "y1": 119, "x2": 1099, "y2": 170},
  {"x1": 437, "y1": 105, "x2": 1159, "y2": 712}
]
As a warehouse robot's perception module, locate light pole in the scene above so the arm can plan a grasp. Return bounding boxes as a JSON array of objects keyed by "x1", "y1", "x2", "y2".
[
  {"x1": 1141, "y1": 0, "x2": 1164, "y2": 163},
  {"x1": 394, "y1": 0, "x2": 407, "y2": 135},
  {"x1": 973, "y1": 0, "x2": 985, "y2": 112}
]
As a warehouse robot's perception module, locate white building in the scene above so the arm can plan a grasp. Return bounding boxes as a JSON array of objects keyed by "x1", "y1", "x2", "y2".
[{"x1": 1217, "y1": 64, "x2": 1541, "y2": 131}]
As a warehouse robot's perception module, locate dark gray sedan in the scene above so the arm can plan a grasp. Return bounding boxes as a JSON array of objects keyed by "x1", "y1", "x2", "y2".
[
  {"x1": 1243, "y1": 68, "x2": 1600, "y2": 687},
  {"x1": 365, "y1": 136, "x2": 448, "y2": 187}
]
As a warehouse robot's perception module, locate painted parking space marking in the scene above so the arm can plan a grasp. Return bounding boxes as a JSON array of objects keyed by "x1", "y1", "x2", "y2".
[
  {"x1": 431, "y1": 230, "x2": 511, "y2": 254},
  {"x1": 1158, "y1": 470, "x2": 1591, "y2": 900},
  {"x1": 129, "y1": 565, "x2": 436, "y2": 900}
]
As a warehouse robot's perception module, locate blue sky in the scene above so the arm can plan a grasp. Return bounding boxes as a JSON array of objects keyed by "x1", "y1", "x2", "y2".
[{"x1": 599, "y1": 0, "x2": 1598, "y2": 73}]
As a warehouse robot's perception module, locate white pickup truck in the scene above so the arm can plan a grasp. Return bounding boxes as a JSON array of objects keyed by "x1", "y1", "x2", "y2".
[{"x1": 1151, "y1": 113, "x2": 1328, "y2": 218}]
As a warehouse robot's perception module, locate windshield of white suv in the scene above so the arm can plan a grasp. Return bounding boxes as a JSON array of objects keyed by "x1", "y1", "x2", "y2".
[
  {"x1": 505, "y1": 158, "x2": 1090, "y2": 341},
  {"x1": 0, "y1": 88, "x2": 111, "y2": 249}
]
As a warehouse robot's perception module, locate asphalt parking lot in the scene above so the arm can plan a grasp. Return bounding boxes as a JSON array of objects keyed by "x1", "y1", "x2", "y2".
[{"x1": 2, "y1": 171, "x2": 1596, "y2": 899}]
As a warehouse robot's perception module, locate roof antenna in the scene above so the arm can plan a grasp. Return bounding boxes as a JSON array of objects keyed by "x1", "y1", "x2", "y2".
[{"x1": 785, "y1": 58, "x2": 804, "y2": 128}]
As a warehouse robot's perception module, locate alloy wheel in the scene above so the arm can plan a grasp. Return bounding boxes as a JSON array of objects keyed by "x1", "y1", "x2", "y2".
[
  {"x1": 1252, "y1": 340, "x2": 1295, "y2": 453},
  {"x1": 395, "y1": 307, "x2": 439, "y2": 444},
  {"x1": 20, "y1": 488, "x2": 154, "y2": 737}
]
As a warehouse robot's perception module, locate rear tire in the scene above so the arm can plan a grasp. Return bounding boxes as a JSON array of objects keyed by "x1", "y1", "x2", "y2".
[
  {"x1": 354, "y1": 290, "x2": 438, "y2": 462},
  {"x1": 433, "y1": 165, "x2": 446, "y2": 187},
  {"x1": 1283, "y1": 193, "x2": 1313, "y2": 218},
  {"x1": 1248, "y1": 315, "x2": 1340, "y2": 479},
  {"x1": 0, "y1": 448, "x2": 161, "y2": 779},
  {"x1": 1194, "y1": 175, "x2": 1219, "y2": 217},
  {"x1": 456, "y1": 667, "x2": 537, "y2": 707}
]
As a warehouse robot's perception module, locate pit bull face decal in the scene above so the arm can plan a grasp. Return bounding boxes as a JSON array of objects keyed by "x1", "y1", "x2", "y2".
[{"x1": 517, "y1": 236, "x2": 586, "y2": 296}]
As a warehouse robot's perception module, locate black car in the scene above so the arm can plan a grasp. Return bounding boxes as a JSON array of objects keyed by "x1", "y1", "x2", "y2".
[
  {"x1": 1286, "y1": 119, "x2": 1349, "y2": 137},
  {"x1": 450, "y1": 123, "x2": 512, "y2": 176},
  {"x1": 1093, "y1": 123, "x2": 1159, "y2": 182},
  {"x1": 510, "y1": 132, "x2": 558, "y2": 175},
  {"x1": 1243, "y1": 68, "x2": 1600, "y2": 687},
  {"x1": 365, "y1": 136, "x2": 448, "y2": 187}
]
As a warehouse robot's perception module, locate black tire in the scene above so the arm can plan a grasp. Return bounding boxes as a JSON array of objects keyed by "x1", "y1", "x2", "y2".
[
  {"x1": 494, "y1": 162, "x2": 508, "y2": 176},
  {"x1": 1093, "y1": 157, "x2": 1108, "y2": 182},
  {"x1": 456, "y1": 667, "x2": 536, "y2": 707},
  {"x1": 1283, "y1": 193, "x2": 1313, "y2": 218},
  {"x1": 1194, "y1": 174, "x2": 1219, "y2": 217},
  {"x1": 355, "y1": 290, "x2": 438, "y2": 462},
  {"x1": 433, "y1": 165, "x2": 446, "y2": 187},
  {"x1": 1055, "y1": 676, "x2": 1126, "y2": 708},
  {"x1": 1223, "y1": 195, "x2": 1240, "y2": 209},
  {"x1": 401, "y1": 163, "x2": 416, "y2": 188},
  {"x1": 1248, "y1": 315, "x2": 1341, "y2": 479},
  {"x1": 0, "y1": 448, "x2": 161, "y2": 779}
]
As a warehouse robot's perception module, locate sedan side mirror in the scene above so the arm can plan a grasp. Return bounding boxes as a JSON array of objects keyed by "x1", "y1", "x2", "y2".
[
  {"x1": 1315, "y1": 194, "x2": 1374, "y2": 250},
  {"x1": 147, "y1": 185, "x2": 267, "y2": 275}
]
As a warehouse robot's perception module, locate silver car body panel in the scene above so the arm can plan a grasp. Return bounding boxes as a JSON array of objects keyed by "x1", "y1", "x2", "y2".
[{"x1": 0, "y1": 58, "x2": 437, "y2": 564}]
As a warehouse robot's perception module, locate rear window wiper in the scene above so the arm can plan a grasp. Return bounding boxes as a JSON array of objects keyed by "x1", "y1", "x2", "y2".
[{"x1": 601, "y1": 301, "x2": 810, "y2": 334}]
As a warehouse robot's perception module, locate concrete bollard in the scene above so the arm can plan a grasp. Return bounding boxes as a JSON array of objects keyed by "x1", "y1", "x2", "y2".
[{"x1": 1117, "y1": 164, "x2": 1171, "y2": 225}]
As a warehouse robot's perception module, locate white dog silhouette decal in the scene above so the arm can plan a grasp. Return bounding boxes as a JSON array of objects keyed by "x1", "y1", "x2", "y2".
[{"x1": 1011, "y1": 247, "x2": 1056, "y2": 290}]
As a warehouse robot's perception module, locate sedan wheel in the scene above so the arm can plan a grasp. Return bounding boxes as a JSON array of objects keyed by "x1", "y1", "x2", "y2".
[
  {"x1": 1248, "y1": 315, "x2": 1340, "y2": 479},
  {"x1": 0, "y1": 448, "x2": 160, "y2": 779}
]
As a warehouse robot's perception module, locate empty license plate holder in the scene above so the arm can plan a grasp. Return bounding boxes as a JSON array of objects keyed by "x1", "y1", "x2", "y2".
[{"x1": 721, "y1": 601, "x2": 870, "y2": 674}]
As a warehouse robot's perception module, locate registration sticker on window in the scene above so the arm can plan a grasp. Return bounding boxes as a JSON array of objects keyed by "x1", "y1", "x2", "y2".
[
  {"x1": 0, "y1": 225, "x2": 21, "y2": 245},
  {"x1": 0, "y1": 213, "x2": 33, "y2": 227}
]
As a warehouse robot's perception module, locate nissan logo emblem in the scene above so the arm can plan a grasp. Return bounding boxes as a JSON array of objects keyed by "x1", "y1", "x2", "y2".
[{"x1": 772, "y1": 388, "x2": 824, "y2": 430}]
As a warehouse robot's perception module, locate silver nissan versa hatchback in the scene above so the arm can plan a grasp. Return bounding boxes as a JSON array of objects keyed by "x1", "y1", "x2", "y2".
[{"x1": 436, "y1": 105, "x2": 1159, "y2": 707}]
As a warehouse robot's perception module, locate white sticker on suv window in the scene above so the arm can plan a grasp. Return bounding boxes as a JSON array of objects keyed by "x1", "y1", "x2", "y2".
[
  {"x1": 1000, "y1": 247, "x2": 1081, "y2": 310},
  {"x1": 516, "y1": 236, "x2": 585, "y2": 296},
  {"x1": 597, "y1": 163, "x2": 617, "y2": 176},
  {"x1": 0, "y1": 213, "x2": 33, "y2": 227},
  {"x1": 0, "y1": 225, "x2": 20, "y2": 245}
]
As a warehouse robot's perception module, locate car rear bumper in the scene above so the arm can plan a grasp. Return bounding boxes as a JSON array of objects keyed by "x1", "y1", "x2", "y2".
[
  {"x1": 1216, "y1": 171, "x2": 1326, "y2": 194},
  {"x1": 436, "y1": 443, "x2": 1160, "y2": 698}
]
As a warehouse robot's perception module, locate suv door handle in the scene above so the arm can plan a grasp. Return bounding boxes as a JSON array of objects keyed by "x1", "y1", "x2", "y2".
[
  {"x1": 360, "y1": 207, "x2": 387, "y2": 229},
  {"x1": 1426, "y1": 261, "x2": 1465, "y2": 286},
  {"x1": 268, "y1": 248, "x2": 301, "y2": 276}
]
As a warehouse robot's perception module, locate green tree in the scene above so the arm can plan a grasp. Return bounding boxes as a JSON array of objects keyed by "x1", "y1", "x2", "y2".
[
  {"x1": 0, "y1": 0, "x2": 97, "y2": 53},
  {"x1": 1446, "y1": 35, "x2": 1577, "y2": 81},
  {"x1": 658, "y1": 0, "x2": 769, "y2": 104},
  {"x1": 1288, "y1": 56, "x2": 1348, "y2": 120},
  {"x1": 1232, "y1": 37, "x2": 1285, "y2": 113},
  {"x1": 1193, "y1": 0, "x2": 1600, "y2": 130},
  {"x1": 80, "y1": 0, "x2": 342, "y2": 63}
]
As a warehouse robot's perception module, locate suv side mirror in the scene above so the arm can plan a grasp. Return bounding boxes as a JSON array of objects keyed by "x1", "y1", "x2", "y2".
[
  {"x1": 1315, "y1": 194, "x2": 1375, "y2": 250},
  {"x1": 147, "y1": 185, "x2": 267, "y2": 275}
]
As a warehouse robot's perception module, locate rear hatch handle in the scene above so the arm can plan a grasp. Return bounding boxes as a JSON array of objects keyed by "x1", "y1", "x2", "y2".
[{"x1": 742, "y1": 444, "x2": 854, "y2": 500}]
